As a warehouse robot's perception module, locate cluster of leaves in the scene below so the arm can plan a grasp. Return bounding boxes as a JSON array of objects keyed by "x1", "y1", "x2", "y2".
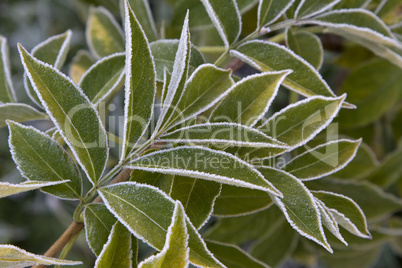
[{"x1": 0, "y1": 0, "x2": 402, "y2": 267}]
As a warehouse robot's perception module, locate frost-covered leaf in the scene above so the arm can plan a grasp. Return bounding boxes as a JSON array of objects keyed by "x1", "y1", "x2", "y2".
[
  {"x1": 338, "y1": 59, "x2": 402, "y2": 128},
  {"x1": 121, "y1": 1, "x2": 156, "y2": 161},
  {"x1": 0, "y1": 103, "x2": 47, "y2": 128},
  {"x1": 0, "y1": 180, "x2": 68, "y2": 199},
  {"x1": 206, "y1": 240, "x2": 269, "y2": 268},
  {"x1": 170, "y1": 176, "x2": 220, "y2": 229},
  {"x1": 79, "y1": 52, "x2": 125, "y2": 105},
  {"x1": 294, "y1": 0, "x2": 341, "y2": 18},
  {"x1": 24, "y1": 30, "x2": 72, "y2": 107},
  {"x1": 257, "y1": 0, "x2": 296, "y2": 28},
  {"x1": 231, "y1": 41, "x2": 352, "y2": 107},
  {"x1": 259, "y1": 95, "x2": 345, "y2": 147},
  {"x1": 213, "y1": 185, "x2": 272, "y2": 217},
  {"x1": 160, "y1": 123, "x2": 287, "y2": 148},
  {"x1": 150, "y1": 40, "x2": 205, "y2": 82},
  {"x1": 86, "y1": 6, "x2": 124, "y2": 58},
  {"x1": 126, "y1": 146, "x2": 282, "y2": 195},
  {"x1": 84, "y1": 203, "x2": 117, "y2": 256},
  {"x1": 0, "y1": 36, "x2": 16, "y2": 103},
  {"x1": 98, "y1": 182, "x2": 224, "y2": 267},
  {"x1": 284, "y1": 139, "x2": 361, "y2": 180},
  {"x1": 199, "y1": 0, "x2": 241, "y2": 49},
  {"x1": 367, "y1": 146, "x2": 402, "y2": 188},
  {"x1": 125, "y1": 0, "x2": 158, "y2": 41},
  {"x1": 7, "y1": 121, "x2": 82, "y2": 200},
  {"x1": 69, "y1": 50, "x2": 95, "y2": 84},
  {"x1": 94, "y1": 222, "x2": 133, "y2": 268},
  {"x1": 286, "y1": 29, "x2": 323, "y2": 70},
  {"x1": 258, "y1": 167, "x2": 332, "y2": 252},
  {"x1": 130, "y1": 169, "x2": 174, "y2": 194},
  {"x1": 19, "y1": 45, "x2": 108, "y2": 185},
  {"x1": 312, "y1": 191, "x2": 371, "y2": 238},
  {"x1": 138, "y1": 201, "x2": 189, "y2": 268},
  {"x1": 210, "y1": 71, "x2": 291, "y2": 126},
  {"x1": 0, "y1": 244, "x2": 81, "y2": 267}
]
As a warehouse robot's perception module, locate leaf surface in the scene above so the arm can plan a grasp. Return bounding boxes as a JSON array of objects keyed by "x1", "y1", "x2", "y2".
[
  {"x1": 126, "y1": 0, "x2": 158, "y2": 41},
  {"x1": 0, "y1": 180, "x2": 68, "y2": 199},
  {"x1": 0, "y1": 104, "x2": 47, "y2": 128},
  {"x1": 286, "y1": 29, "x2": 323, "y2": 69},
  {"x1": 69, "y1": 50, "x2": 95, "y2": 84},
  {"x1": 295, "y1": 0, "x2": 341, "y2": 18},
  {"x1": 258, "y1": 0, "x2": 296, "y2": 28},
  {"x1": 0, "y1": 36, "x2": 15, "y2": 103}
]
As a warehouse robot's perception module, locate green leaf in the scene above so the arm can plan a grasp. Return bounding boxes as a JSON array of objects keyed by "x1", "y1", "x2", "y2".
[
  {"x1": 170, "y1": 176, "x2": 220, "y2": 229},
  {"x1": 283, "y1": 139, "x2": 361, "y2": 180},
  {"x1": 0, "y1": 103, "x2": 47, "y2": 128},
  {"x1": 338, "y1": 59, "x2": 402, "y2": 128},
  {"x1": 126, "y1": 146, "x2": 282, "y2": 196},
  {"x1": 138, "y1": 201, "x2": 189, "y2": 268},
  {"x1": 286, "y1": 29, "x2": 323, "y2": 69},
  {"x1": 98, "y1": 182, "x2": 224, "y2": 267},
  {"x1": 160, "y1": 123, "x2": 287, "y2": 148},
  {"x1": 213, "y1": 185, "x2": 272, "y2": 217},
  {"x1": 0, "y1": 180, "x2": 68, "y2": 199},
  {"x1": 367, "y1": 146, "x2": 402, "y2": 188},
  {"x1": 210, "y1": 71, "x2": 291, "y2": 126},
  {"x1": 259, "y1": 95, "x2": 345, "y2": 147},
  {"x1": 125, "y1": 0, "x2": 158, "y2": 41},
  {"x1": 257, "y1": 0, "x2": 296, "y2": 28},
  {"x1": 19, "y1": 45, "x2": 108, "y2": 185},
  {"x1": 294, "y1": 0, "x2": 341, "y2": 18},
  {"x1": 232, "y1": 41, "x2": 353, "y2": 107},
  {"x1": 86, "y1": 6, "x2": 125, "y2": 58},
  {"x1": 24, "y1": 30, "x2": 72, "y2": 107},
  {"x1": 0, "y1": 36, "x2": 16, "y2": 103},
  {"x1": 94, "y1": 222, "x2": 133, "y2": 268},
  {"x1": 79, "y1": 52, "x2": 125, "y2": 105},
  {"x1": 84, "y1": 203, "x2": 117, "y2": 256},
  {"x1": 150, "y1": 40, "x2": 205, "y2": 82},
  {"x1": 206, "y1": 240, "x2": 269, "y2": 268},
  {"x1": 199, "y1": 0, "x2": 241, "y2": 49},
  {"x1": 69, "y1": 50, "x2": 96, "y2": 84},
  {"x1": 121, "y1": 1, "x2": 156, "y2": 161},
  {"x1": 130, "y1": 169, "x2": 174, "y2": 194},
  {"x1": 258, "y1": 167, "x2": 332, "y2": 252},
  {"x1": 312, "y1": 191, "x2": 371, "y2": 238},
  {"x1": 7, "y1": 121, "x2": 82, "y2": 200},
  {"x1": 0, "y1": 245, "x2": 81, "y2": 267}
]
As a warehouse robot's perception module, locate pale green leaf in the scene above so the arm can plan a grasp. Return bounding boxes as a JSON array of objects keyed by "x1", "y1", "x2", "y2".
[
  {"x1": 210, "y1": 71, "x2": 291, "y2": 126},
  {"x1": 84, "y1": 203, "x2": 117, "y2": 256},
  {"x1": 0, "y1": 36, "x2": 16, "y2": 103},
  {"x1": 19, "y1": 45, "x2": 108, "y2": 185},
  {"x1": 213, "y1": 185, "x2": 272, "y2": 217},
  {"x1": 0, "y1": 244, "x2": 81, "y2": 267},
  {"x1": 69, "y1": 50, "x2": 96, "y2": 84},
  {"x1": 160, "y1": 123, "x2": 287, "y2": 148},
  {"x1": 367, "y1": 146, "x2": 402, "y2": 188},
  {"x1": 231, "y1": 41, "x2": 353, "y2": 107},
  {"x1": 126, "y1": 146, "x2": 282, "y2": 196},
  {"x1": 0, "y1": 180, "x2": 68, "y2": 199},
  {"x1": 312, "y1": 191, "x2": 371, "y2": 238},
  {"x1": 130, "y1": 169, "x2": 174, "y2": 194},
  {"x1": 199, "y1": 0, "x2": 241, "y2": 49},
  {"x1": 334, "y1": 0, "x2": 369, "y2": 9},
  {"x1": 258, "y1": 167, "x2": 332, "y2": 252},
  {"x1": 94, "y1": 222, "x2": 133, "y2": 268},
  {"x1": 86, "y1": 6, "x2": 125, "y2": 58},
  {"x1": 138, "y1": 201, "x2": 189, "y2": 268},
  {"x1": 0, "y1": 103, "x2": 47, "y2": 128},
  {"x1": 79, "y1": 52, "x2": 125, "y2": 105},
  {"x1": 257, "y1": 0, "x2": 296, "y2": 28},
  {"x1": 98, "y1": 182, "x2": 224, "y2": 267},
  {"x1": 284, "y1": 139, "x2": 361, "y2": 180},
  {"x1": 295, "y1": 0, "x2": 341, "y2": 18},
  {"x1": 206, "y1": 240, "x2": 269, "y2": 268},
  {"x1": 121, "y1": 1, "x2": 156, "y2": 161},
  {"x1": 170, "y1": 176, "x2": 221, "y2": 229},
  {"x1": 286, "y1": 29, "x2": 323, "y2": 69},
  {"x1": 24, "y1": 30, "x2": 72, "y2": 107},
  {"x1": 150, "y1": 40, "x2": 205, "y2": 82},
  {"x1": 7, "y1": 121, "x2": 82, "y2": 199},
  {"x1": 125, "y1": 0, "x2": 158, "y2": 41},
  {"x1": 338, "y1": 59, "x2": 402, "y2": 128}
]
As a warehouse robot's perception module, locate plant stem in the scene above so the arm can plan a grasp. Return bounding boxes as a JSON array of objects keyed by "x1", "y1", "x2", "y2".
[{"x1": 198, "y1": 46, "x2": 226, "y2": 54}]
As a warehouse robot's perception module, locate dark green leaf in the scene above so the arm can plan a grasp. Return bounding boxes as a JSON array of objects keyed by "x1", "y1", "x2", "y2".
[{"x1": 0, "y1": 36, "x2": 15, "y2": 103}]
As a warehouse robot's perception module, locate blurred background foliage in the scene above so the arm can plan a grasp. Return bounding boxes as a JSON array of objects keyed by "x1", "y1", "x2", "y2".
[{"x1": 1, "y1": 0, "x2": 402, "y2": 267}]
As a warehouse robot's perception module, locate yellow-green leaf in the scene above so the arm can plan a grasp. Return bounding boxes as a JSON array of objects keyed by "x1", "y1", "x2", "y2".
[
  {"x1": 295, "y1": 0, "x2": 341, "y2": 18},
  {"x1": 0, "y1": 36, "x2": 16, "y2": 103},
  {"x1": 69, "y1": 50, "x2": 96, "y2": 84},
  {"x1": 0, "y1": 180, "x2": 68, "y2": 199},
  {"x1": 0, "y1": 103, "x2": 47, "y2": 128},
  {"x1": 286, "y1": 29, "x2": 323, "y2": 69},
  {"x1": 125, "y1": 0, "x2": 158, "y2": 41},
  {"x1": 257, "y1": 0, "x2": 296, "y2": 28}
]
